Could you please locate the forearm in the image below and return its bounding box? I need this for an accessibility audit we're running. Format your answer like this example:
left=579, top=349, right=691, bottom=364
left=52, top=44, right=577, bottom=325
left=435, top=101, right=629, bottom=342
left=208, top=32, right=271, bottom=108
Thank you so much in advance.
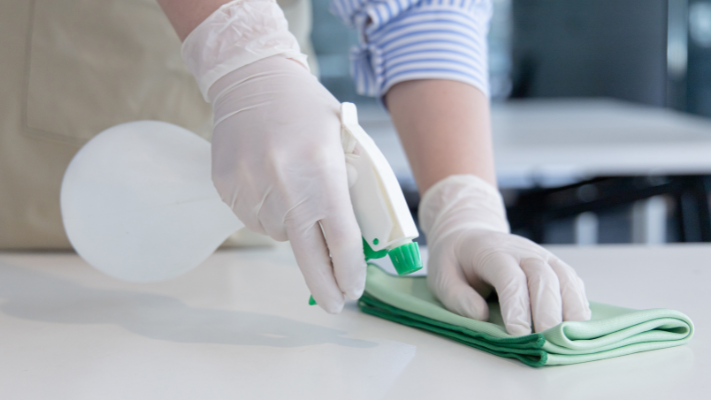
left=329, top=0, right=495, bottom=192
left=385, top=80, right=497, bottom=195
left=157, top=0, right=232, bottom=41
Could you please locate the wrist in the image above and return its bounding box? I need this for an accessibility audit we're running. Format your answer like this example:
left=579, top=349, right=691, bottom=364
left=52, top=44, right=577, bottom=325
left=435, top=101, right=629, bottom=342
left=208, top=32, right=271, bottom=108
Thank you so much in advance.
left=181, top=0, right=308, bottom=100
left=419, top=174, right=510, bottom=244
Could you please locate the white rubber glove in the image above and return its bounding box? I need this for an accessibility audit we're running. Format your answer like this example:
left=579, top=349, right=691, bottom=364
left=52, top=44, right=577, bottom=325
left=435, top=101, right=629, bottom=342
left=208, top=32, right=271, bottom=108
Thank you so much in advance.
left=182, top=0, right=365, bottom=313
left=419, top=175, right=592, bottom=335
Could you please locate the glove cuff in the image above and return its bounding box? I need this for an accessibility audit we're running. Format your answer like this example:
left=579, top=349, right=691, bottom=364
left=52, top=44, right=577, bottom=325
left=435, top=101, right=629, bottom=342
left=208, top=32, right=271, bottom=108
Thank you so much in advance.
left=419, top=174, right=510, bottom=243
left=181, top=0, right=309, bottom=101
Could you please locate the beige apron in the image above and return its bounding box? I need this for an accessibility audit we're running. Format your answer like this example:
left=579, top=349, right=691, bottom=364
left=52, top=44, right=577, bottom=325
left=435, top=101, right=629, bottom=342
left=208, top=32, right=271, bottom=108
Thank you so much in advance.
left=0, top=0, right=315, bottom=249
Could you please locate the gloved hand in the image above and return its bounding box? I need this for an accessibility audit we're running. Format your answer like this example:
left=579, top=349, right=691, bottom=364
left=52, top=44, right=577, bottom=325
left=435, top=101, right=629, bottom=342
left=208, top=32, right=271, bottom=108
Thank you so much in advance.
left=181, top=0, right=365, bottom=313
left=419, top=175, right=592, bottom=335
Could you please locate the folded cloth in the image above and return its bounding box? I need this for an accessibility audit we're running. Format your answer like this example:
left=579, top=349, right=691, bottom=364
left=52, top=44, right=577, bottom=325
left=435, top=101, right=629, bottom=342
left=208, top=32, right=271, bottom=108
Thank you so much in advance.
left=359, top=264, right=694, bottom=367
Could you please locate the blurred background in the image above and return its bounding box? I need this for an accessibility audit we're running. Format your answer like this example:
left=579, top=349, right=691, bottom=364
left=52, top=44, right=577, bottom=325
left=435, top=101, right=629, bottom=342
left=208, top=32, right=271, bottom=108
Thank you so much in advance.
left=310, top=0, right=711, bottom=246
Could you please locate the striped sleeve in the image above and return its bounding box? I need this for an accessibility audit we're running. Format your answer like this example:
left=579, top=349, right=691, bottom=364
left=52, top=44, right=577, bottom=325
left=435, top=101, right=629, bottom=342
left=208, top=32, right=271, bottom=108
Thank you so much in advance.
left=329, top=0, right=493, bottom=98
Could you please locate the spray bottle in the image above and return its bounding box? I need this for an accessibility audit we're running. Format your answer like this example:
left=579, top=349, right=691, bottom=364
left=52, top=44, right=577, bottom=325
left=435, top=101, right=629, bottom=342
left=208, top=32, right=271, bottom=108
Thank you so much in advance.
left=61, top=102, right=422, bottom=297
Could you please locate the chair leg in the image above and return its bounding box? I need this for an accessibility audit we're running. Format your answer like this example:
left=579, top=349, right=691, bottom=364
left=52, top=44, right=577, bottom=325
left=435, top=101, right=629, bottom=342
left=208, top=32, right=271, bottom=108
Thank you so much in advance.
left=631, top=196, right=667, bottom=244
left=691, top=177, right=711, bottom=242
left=673, top=192, right=687, bottom=242
left=574, top=212, right=598, bottom=245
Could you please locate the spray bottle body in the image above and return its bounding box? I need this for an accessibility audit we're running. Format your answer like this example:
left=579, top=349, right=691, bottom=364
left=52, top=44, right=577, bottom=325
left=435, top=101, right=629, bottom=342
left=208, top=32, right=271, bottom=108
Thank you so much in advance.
left=60, top=103, right=421, bottom=287
left=340, top=103, right=422, bottom=276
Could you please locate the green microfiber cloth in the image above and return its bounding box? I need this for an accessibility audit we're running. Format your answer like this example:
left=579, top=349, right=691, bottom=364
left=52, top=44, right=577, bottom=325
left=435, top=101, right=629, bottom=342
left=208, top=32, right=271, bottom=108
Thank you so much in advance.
left=358, top=264, right=694, bottom=367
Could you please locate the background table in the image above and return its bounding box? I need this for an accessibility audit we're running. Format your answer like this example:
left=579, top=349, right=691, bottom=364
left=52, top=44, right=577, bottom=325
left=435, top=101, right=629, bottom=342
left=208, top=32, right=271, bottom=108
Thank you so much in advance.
left=0, top=244, right=707, bottom=399
left=361, top=99, right=711, bottom=244
left=361, top=99, right=711, bottom=186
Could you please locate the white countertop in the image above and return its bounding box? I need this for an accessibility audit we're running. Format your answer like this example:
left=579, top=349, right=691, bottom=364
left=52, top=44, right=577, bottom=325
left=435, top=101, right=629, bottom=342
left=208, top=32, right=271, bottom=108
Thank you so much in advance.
left=0, top=244, right=708, bottom=399
left=360, top=99, right=711, bottom=188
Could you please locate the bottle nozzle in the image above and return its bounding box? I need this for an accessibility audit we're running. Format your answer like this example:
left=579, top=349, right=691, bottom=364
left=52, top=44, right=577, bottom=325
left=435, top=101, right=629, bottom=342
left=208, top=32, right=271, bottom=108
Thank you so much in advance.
left=387, top=242, right=422, bottom=275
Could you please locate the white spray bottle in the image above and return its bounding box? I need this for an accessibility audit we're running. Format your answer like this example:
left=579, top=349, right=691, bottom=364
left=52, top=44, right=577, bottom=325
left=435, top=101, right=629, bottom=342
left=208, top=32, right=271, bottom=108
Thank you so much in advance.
left=61, top=103, right=422, bottom=291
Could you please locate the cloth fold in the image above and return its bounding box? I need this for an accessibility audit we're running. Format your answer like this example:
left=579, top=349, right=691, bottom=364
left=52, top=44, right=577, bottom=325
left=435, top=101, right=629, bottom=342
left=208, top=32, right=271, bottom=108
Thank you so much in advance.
left=359, top=264, right=694, bottom=367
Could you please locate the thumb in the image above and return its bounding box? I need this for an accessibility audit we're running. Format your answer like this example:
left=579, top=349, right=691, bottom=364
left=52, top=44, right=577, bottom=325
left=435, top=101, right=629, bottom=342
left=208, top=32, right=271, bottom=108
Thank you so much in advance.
left=427, top=249, right=489, bottom=321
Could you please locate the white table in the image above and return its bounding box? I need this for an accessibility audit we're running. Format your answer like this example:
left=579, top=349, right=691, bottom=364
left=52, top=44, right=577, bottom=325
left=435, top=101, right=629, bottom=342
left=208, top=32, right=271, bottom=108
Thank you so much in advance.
left=0, top=244, right=708, bottom=399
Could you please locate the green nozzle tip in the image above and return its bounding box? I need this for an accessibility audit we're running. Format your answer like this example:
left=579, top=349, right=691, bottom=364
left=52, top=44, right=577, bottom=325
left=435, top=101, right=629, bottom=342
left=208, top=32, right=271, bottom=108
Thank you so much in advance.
left=363, top=237, right=388, bottom=261
left=388, top=242, right=422, bottom=275
left=308, top=295, right=317, bottom=306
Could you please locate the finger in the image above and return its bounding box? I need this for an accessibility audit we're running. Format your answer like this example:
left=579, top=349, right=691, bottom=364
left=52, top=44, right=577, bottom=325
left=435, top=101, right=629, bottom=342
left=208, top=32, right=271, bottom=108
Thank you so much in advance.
left=319, top=176, right=366, bottom=300
left=287, top=221, right=344, bottom=314
left=476, top=253, right=532, bottom=336
left=317, top=148, right=365, bottom=300
left=428, top=249, right=489, bottom=321
left=549, top=258, right=592, bottom=321
left=519, top=258, right=562, bottom=332
left=320, top=215, right=365, bottom=300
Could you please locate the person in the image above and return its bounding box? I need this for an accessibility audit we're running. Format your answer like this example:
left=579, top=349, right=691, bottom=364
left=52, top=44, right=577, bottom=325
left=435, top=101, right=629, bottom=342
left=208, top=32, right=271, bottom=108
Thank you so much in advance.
left=0, top=0, right=214, bottom=249
left=0, top=0, right=590, bottom=336
left=156, top=0, right=591, bottom=336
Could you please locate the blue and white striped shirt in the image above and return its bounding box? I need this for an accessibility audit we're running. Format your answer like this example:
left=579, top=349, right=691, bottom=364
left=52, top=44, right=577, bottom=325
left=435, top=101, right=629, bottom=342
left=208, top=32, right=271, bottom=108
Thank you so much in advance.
left=329, top=0, right=493, bottom=99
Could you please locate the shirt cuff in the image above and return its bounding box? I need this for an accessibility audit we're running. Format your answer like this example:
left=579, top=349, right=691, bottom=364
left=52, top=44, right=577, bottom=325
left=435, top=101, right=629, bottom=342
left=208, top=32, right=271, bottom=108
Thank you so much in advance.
left=330, top=0, right=492, bottom=99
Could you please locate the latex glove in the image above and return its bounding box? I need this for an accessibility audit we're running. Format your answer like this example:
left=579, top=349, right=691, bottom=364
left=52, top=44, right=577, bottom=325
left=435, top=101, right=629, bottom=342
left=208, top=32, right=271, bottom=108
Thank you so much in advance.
left=182, top=0, right=365, bottom=313
left=419, top=175, right=591, bottom=335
